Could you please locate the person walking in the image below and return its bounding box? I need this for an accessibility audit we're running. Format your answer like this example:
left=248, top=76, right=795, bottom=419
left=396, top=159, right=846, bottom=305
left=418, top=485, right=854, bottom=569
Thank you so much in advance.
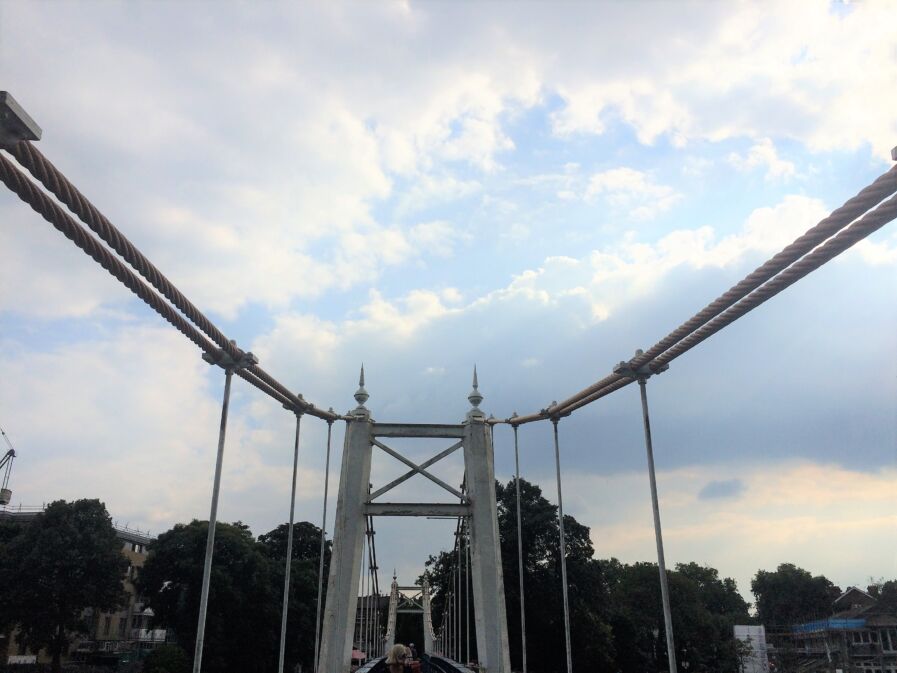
left=386, top=643, right=407, bottom=673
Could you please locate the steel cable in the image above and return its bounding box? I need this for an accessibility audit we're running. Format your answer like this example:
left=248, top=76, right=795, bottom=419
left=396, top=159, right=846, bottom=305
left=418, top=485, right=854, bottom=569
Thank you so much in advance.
left=512, top=167, right=897, bottom=425
left=652, top=193, right=897, bottom=367
left=558, top=193, right=897, bottom=414
left=0, top=154, right=337, bottom=418
left=0, top=152, right=219, bottom=354
left=7, top=142, right=238, bottom=357
left=4, top=141, right=338, bottom=420
left=513, top=164, right=897, bottom=424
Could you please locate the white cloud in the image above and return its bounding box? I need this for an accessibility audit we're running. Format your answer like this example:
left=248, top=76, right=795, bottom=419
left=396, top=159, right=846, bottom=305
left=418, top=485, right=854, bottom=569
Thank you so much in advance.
left=543, top=3, right=897, bottom=159
left=5, top=1, right=894, bottom=323
left=585, top=168, right=682, bottom=220
left=0, top=325, right=333, bottom=532
left=410, top=221, right=471, bottom=258
left=556, top=461, right=897, bottom=599
left=728, top=138, right=796, bottom=180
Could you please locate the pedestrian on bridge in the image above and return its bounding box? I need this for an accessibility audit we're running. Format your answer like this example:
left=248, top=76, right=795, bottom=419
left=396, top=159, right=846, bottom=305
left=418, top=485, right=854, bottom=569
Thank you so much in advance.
left=386, top=643, right=407, bottom=673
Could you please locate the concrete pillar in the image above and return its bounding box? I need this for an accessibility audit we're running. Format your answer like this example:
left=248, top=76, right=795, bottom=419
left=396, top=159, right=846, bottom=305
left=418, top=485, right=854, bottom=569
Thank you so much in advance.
left=463, top=369, right=511, bottom=673
left=422, top=578, right=436, bottom=654
left=385, top=577, right=398, bottom=651
left=318, top=371, right=373, bottom=673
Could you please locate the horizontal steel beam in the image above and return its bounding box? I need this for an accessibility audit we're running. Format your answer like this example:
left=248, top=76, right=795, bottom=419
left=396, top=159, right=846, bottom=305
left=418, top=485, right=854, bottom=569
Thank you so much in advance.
left=364, top=503, right=471, bottom=517
left=372, top=423, right=465, bottom=439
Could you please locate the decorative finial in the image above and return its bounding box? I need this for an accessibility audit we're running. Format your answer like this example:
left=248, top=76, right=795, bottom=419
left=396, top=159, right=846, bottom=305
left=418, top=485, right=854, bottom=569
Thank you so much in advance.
left=354, top=364, right=369, bottom=411
left=468, top=365, right=483, bottom=409
left=466, top=365, right=485, bottom=421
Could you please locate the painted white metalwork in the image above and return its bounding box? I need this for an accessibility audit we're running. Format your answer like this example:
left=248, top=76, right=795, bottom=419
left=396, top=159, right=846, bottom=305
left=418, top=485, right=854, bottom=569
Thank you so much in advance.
left=318, top=368, right=510, bottom=672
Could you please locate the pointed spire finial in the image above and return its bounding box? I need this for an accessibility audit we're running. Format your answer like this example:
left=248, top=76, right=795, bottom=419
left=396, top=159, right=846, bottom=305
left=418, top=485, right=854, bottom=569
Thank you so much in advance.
left=353, top=364, right=369, bottom=413
left=467, top=365, right=485, bottom=420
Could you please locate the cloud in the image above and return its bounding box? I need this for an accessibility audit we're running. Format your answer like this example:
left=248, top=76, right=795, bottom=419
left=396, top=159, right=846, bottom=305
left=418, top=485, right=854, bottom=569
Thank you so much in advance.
left=555, top=461, right=897, bottom=600
left=543, top=3, right=897, bottom=159
left=698, top=478, right=746, bottom=500
left=585, top=168, right=682, bottom=220
left=5, top=1, right=895, bottom=324
left=410, top=221, right=472, bottom=258
left=728, top=138, right=796, bottom=180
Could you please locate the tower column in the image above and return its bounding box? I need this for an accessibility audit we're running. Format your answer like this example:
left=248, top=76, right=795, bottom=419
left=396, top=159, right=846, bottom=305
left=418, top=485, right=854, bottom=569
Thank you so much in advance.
left=463, top=369, right=511, bottom=672
left=318, top=369, right=374, bottom=673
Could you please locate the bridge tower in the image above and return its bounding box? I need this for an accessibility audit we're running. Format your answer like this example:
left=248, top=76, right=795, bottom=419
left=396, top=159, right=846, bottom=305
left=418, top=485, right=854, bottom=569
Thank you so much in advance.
left=385, top=576, right=398, bottom=651
left=317, top=369, right=510, bottom=672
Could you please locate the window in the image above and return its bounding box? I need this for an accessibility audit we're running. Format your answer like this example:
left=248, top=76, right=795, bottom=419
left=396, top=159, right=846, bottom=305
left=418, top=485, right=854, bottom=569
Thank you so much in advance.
left=883, top=629, right=897, bottom=652
left=118, top=617, right=127, bottom=638
left=103, top=616, right=111, bottom=637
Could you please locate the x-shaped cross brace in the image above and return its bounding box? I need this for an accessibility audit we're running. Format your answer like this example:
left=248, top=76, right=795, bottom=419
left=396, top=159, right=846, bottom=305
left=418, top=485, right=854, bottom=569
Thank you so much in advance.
left=369, top=439, right=465, bottom=501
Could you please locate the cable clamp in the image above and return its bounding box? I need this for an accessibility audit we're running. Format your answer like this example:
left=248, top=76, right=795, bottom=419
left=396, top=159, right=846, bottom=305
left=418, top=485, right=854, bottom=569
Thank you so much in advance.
left=613, top=349, right=669, bottom=382
left=282, top=393, right=306, bottom=415
left=201, top=342, right=258, bottom=372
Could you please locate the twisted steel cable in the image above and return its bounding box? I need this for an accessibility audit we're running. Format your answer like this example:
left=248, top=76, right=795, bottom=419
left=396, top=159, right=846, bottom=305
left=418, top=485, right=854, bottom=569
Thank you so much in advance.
left=0, top=152, right=219, bottom=354
left=509, top=165, right=897, bottom=425
left=532, top=164, right=897, bottom=421
left=630, top=164, right=897, bottom=370
left=7, top=142, right=238, bottom=358
left=652, top=193, right=897, bottom=368
left=0, top=152, right=330, bottom=418
left=558, top=193, right=897, bottom=416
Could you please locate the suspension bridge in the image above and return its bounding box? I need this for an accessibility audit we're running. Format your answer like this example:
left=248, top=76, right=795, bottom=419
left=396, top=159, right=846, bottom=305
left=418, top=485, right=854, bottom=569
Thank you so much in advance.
left=2, top=90, right=895, bottom=673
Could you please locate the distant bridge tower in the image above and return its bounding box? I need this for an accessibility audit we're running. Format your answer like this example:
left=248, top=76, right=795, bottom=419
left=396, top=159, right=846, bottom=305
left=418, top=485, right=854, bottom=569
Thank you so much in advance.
left=317, top=368, right=510, bottom=672
left=385, top=575, right=399, bottom=651
left=422, top=578, right=436, bottom=654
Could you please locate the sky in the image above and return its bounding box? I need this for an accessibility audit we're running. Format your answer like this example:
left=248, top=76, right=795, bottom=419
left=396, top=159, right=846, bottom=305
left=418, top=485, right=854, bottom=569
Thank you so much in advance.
left=1, top=0, right=896, bottom=607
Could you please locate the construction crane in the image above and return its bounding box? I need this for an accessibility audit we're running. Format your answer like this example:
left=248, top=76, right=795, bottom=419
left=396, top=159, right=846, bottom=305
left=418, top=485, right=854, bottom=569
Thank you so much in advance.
left=0, top=425, right=17, bottom=505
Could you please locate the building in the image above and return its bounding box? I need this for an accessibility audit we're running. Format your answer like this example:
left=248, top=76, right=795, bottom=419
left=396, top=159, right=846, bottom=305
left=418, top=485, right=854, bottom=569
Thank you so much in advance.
left=765, top=587, right=897, bottom=673
left=735, top=624, right=771, bottom=673
left=0, top=505, right=167, bottom=666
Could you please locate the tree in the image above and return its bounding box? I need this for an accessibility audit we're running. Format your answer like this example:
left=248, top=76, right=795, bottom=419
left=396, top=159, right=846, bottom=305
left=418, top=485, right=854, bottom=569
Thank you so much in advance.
left=0, top=499, right=128, bottom=673
left=137, top=519, right=329, bottom=673
left=866, top=579, right=897, bottom=612
left=258, top=521, right=332, bottom=672
left=142, top=643, right=190, bottom=673
left=423, top=478, right=615, bottom=672
left=422, top=478, right=752, bottom=673
left=751, top=563, right=839, bottom=626
left=136, top=520, right=279, bottom=673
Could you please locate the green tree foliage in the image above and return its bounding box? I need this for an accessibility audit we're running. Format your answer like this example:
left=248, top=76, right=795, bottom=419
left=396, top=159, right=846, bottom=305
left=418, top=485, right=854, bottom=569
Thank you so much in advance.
left=603, top=560, right=750, bottom=673
left=867, top=579, right=897, bottom=612
left=751, top=563, right=840, bottom=626
left=423, top=479, right=750, bottom=673
left=258, top=521, right=333, bottom=669
left=136, top=519, right=329, bottom=673
left=142, top=643, right=190, bottom=673
left=0, top=499, right=128, bottom=673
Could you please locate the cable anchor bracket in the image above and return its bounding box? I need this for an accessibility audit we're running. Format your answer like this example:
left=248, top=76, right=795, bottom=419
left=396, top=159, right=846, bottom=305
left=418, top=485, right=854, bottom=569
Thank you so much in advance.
left=613, top=349, right=670, bottom=383
left=0, top=92, right=42, bottom=148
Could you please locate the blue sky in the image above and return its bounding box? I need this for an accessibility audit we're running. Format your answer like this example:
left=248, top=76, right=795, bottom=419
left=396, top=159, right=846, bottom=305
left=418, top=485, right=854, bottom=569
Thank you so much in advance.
left=1, top=0, right=895, bottom=602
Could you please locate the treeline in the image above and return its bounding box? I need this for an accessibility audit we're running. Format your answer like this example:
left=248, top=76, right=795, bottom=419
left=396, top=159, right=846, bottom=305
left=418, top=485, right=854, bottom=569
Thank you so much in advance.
left=422, top=478, right=895, bottom=673
left=0, top=501, right=330, bottom=673
left=2, top=492, right=894, bottom=673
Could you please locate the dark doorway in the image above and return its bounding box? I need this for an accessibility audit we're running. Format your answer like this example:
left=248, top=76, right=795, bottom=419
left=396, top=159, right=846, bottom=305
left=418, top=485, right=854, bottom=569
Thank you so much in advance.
left=395, top=612, right=424, bottom=653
